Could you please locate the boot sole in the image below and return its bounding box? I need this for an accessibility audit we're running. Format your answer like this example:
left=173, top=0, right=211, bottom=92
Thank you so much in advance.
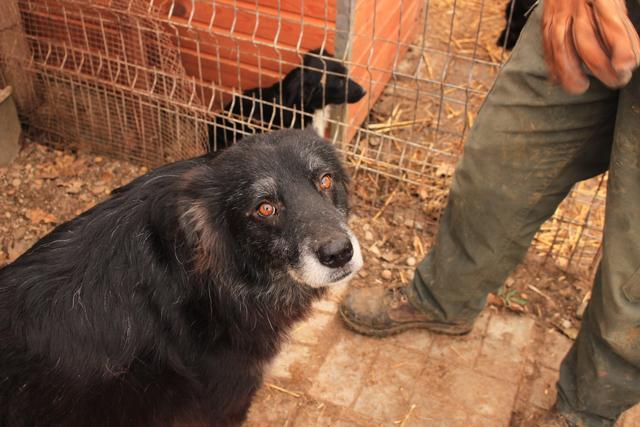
left=339, top=307, right=473, bottom=338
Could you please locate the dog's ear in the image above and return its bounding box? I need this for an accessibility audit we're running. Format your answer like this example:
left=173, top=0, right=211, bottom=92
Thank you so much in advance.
left=304, top=48, right=334, bottom=62
left=306, top=48, right=323, bottom=57
left=172, top=166, right=231, bottom=276
left=178, top=201, right=218, bottom=273
left=304, top=51, right=330, bottom=75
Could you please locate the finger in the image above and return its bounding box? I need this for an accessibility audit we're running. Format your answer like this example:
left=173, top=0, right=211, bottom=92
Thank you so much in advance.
left=621, top=16, right=640, bottom=68
left=543, top=18, right=559, bottom=81
left=610, top=0, right=640, bottom=63
left=592, top=0, right=640, bottom=72
left=573, top=6, right=622, bottom=87
left=552, top=16, right=590, bottom=93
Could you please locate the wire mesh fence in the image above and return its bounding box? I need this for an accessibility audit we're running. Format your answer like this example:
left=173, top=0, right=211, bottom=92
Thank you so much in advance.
left=0, top=0, right=606, bottom=277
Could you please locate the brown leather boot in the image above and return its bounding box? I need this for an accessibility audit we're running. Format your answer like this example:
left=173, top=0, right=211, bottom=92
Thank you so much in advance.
left=339, top=285, right=474, bottom=337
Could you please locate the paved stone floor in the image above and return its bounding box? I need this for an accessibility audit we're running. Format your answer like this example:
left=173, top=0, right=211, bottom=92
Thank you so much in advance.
left=244, top=284, right=640, bottom=427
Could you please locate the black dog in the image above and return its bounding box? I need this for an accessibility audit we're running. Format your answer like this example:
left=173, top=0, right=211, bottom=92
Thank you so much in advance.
left=208, top=48, right=366, bottom=151
left=0, top=128, right=363, bottom=427
left=497, top=0, right=537, bottom=50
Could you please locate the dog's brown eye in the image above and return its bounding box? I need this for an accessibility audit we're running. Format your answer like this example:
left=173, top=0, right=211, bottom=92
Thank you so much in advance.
left=319, top=174, right=333, bottom=190
left=257, top=202, right=276, bottom=218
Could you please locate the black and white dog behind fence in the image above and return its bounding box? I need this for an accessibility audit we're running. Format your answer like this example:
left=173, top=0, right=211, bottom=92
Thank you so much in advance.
left=208, top=48, right=366, bottom=151
left=0, top=128, right=363, bottom=427
left=497, top=0, right=537, bottom=50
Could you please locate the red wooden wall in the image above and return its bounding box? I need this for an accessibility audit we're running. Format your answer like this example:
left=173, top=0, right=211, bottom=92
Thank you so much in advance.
left=159, top=0, right=338, bottom=107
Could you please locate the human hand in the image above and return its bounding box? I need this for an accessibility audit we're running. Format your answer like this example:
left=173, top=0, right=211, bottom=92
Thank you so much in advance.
left=543, top=0, right=640, bottom=94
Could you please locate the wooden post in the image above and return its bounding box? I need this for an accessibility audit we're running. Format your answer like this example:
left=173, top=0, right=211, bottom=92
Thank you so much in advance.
left=330, top=0, right=355, bottom=148
left=0, top=0, right=37, bottom=113
left=0, top=85, right=21, bottom=165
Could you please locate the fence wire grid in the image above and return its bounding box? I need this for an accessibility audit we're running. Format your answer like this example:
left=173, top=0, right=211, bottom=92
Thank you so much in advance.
left=0, top=0, right=606, bottom=276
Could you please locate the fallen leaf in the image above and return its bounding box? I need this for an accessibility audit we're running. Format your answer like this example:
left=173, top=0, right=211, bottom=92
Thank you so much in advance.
left=91, top=185, right=106, bottom=195
left=100, top=171, right=115, bottom=182
left=382, top=252, right=397, bottom=262
left=66, top=180, right=83, bottom=194
left=25, top=208, right=58, bottom=224
left=38, top=167, right=59, bottom=180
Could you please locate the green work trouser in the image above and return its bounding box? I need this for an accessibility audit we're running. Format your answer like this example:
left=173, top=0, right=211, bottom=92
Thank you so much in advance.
left=409, top=2, right=640, bottom=426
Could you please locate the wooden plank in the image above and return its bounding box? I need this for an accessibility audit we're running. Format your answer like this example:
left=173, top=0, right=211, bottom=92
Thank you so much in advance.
left=156, top=0, right=337, bottom=22
left=343, top=0, right=422, bottom=142
left=237, top=0, right=336, bottom=20
left=164, top=0, right=338, bottom=84
left=162, top=1, right=335, bottom=48
left=174, top=27, right=336, bottom=77
left=162, top=0, right=340, bottom=99
left=181, top=48, right=281, bottom=88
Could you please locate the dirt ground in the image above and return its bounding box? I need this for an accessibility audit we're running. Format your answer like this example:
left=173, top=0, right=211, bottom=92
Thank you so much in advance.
left=0, top=141, right=147, bottom=266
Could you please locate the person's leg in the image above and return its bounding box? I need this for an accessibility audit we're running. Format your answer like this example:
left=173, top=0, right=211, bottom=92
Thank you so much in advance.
left=407, top=2, right=620, bottom=322
left=555, top=61, right=640, bottom=426
left=341, top=2, right=617, bottom=334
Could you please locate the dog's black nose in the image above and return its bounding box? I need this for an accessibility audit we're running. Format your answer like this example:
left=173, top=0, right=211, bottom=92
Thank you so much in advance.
left=347, top=81, right=366, bottom=103
left=317, top=237, right=353, bottom=268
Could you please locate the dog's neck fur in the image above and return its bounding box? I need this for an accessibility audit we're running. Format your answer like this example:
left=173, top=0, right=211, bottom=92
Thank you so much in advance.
left=312, top=105, right=331, bottom=137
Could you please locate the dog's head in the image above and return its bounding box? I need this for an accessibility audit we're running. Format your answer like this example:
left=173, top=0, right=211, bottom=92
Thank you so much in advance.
left=185, top=128, right=363, bottom=290
left=283, top=49, right=366, bottom=111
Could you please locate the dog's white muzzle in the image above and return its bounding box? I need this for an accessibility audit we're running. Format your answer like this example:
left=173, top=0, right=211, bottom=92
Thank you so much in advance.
left=287, top=228, right=363, bottom=288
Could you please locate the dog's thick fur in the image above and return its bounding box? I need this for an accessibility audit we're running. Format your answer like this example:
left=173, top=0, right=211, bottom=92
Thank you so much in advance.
left=497, top=0, right=537, bottom=50
left=0, top=128, right=362, bottom=427
left=208, top=49, right=366, bottom=150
